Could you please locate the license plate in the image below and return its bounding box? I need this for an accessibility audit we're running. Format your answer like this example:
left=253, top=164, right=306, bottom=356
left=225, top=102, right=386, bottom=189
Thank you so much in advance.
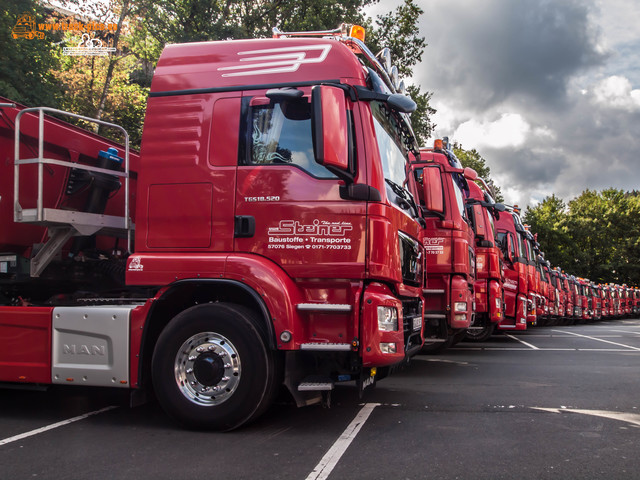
left=412, top=316, right=422, bottom=331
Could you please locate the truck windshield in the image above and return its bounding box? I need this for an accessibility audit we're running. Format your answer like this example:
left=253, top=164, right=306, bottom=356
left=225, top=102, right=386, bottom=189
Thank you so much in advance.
left=526, top=240, right=536, bottom=263
left=486, top=210, right=496, bottom=241
left=516, top=233, right=526, bottom=259
left=451, top=179, right=466, bottom=220
left=371, top=101, right=408, bottom=187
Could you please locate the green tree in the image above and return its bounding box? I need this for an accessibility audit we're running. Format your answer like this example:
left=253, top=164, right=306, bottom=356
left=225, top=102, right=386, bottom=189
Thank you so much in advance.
left=567, top=189, right=640, bottom=284
left=134, top=0, right=435, bottom=143
left=365, top=0, right=434, bottom=143
left=0, top=0, right=63, bottom=106
left=134, top=0, right=375, bottom=46
left=523, top=194, right=570, bottom=269
left=525, top=189, right=640, bottom=286
left=49, top=1, right=149, bottom=147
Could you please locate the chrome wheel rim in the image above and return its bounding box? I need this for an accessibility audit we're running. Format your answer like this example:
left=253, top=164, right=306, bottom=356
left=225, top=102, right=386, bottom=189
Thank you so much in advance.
left=174, top=332, right=241, bottom=406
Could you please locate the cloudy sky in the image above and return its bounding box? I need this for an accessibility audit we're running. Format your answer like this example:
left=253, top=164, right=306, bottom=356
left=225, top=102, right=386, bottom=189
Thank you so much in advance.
left=368, top=0, right=640, bottom=209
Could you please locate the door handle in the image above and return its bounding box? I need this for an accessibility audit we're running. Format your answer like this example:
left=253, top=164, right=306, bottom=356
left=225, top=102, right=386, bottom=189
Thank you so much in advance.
left=234, top=215, right=255, bottom=238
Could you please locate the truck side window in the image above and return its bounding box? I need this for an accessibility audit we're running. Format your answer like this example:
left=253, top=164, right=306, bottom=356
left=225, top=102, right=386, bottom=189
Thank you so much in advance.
left=497, top=231, right=515, bottom=260
left=244, top=98, right=337, bottom=179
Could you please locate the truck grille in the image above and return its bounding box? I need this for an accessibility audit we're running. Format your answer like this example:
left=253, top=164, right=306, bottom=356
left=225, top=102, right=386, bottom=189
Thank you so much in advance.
left=402, top=298, right=423, bottom=354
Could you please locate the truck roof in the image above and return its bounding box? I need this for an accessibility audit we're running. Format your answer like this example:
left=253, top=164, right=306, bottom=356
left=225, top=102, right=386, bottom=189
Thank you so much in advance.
left=151, top=37, right=367, bottom=95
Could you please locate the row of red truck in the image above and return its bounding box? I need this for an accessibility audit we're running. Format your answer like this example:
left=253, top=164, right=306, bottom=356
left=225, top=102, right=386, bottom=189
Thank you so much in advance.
left=1, top=24, right=637, bottom=430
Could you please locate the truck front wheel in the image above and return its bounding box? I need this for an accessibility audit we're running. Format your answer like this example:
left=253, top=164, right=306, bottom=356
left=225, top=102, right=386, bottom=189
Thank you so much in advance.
left=152, top=303, right=278, bottom=431
left=465, top=322, right=495, bottom=342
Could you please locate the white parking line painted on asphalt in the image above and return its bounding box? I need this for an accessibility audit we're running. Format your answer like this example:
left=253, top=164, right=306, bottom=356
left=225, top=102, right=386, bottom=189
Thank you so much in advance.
left=306, top=403, right=380, bottom=480
left=0, top=406, right=117, bottom=447
left=453, top=347, right=639, bottom=352
left=532, top=407, right=640, bottom=428
left=608, top=329, right=640, bottom=336
left=552, top=329, right=640, bottom=350
left=504, top=334, right=540, bottom=350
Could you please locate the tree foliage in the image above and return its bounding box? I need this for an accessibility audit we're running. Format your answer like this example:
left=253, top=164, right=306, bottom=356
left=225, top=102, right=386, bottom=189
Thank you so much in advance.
left=524, top=189, right=640, bottom=285
left=0, top=0, right=63, bottom=106
left=3, top=0, right=435, bottom=148
left=133, top=0, right=434, bottom=142
left=364, top=0, right=434, bottom=143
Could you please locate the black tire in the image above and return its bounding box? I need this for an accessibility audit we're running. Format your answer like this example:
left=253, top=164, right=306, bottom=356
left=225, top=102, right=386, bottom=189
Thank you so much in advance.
left=420, top=335, right=455, bottom=354
left=152, top=303, right=279, bottom=431
left=465, top=322, right=496, bottom=342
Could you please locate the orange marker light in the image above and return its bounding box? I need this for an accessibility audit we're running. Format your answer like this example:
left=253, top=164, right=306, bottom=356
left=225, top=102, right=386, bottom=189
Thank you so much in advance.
left=434, top=139, right=443, bottom=150
left=349, top=25, right=365, bottom=42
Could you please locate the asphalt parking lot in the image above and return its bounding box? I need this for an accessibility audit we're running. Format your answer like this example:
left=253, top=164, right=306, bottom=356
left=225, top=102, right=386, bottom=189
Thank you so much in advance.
left=2, top=319, right=639, bottom=480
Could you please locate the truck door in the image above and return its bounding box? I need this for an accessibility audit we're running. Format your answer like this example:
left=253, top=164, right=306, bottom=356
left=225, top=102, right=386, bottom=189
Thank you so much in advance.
left=498, top=231, right=518, bottom=319
left=233, top=88, right=366, bottom=280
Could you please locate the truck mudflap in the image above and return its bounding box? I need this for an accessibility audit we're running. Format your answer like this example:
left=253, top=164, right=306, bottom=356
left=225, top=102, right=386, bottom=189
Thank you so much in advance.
left=52, top=305, right=136, bottom=387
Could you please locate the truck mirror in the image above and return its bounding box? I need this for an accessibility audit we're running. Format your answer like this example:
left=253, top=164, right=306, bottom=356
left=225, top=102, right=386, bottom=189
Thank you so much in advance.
left=493, top=203, right=506, bottom=212
left=311, top=85, right=349, bottom=172
left=506, top=235, right=514, bottom=262
left=387, top=93, right=416, bottom=113
left=422, top=166, right=444, bottom=214
left=463, top=167, right=477, bottom=181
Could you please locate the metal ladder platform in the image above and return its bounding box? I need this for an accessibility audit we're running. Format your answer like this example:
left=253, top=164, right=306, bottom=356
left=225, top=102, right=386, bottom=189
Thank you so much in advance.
left=12, top=106, right=133, bottom=277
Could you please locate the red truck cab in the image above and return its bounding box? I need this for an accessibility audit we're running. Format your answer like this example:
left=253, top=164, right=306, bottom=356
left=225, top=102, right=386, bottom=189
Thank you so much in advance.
left=521, top=227, right=538, bottom=325
left=407, top=139, right=476, bottom=351
left=549, top=267, right=565, bottom=323
left=1, top=25, right=427, bottom=430
left=560, top=272, right=575, bottom=324
left=465, top=178, right=505, bottom=341
left=577, top=278, right=592, bottom=322
left=495, top=207, right=529, bottom=330
left=535, top=256, right=551, bottom=325
left=591, top=283, right=602, bottom=320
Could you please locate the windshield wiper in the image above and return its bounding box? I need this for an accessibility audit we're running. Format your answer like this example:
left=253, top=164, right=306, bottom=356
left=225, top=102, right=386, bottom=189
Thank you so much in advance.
left=385, top=178, right=421, bottom=221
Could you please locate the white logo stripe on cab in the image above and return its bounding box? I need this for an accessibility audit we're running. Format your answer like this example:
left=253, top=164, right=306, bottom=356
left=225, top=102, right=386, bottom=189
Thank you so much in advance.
left=218, top=45, right=332, bottom=77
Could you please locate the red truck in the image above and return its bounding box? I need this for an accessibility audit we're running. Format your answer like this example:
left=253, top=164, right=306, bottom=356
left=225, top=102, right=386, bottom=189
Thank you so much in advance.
left=495, top=206, right=529, bottom=330
left=407, top=139, right=476, bottom=351
left=534, top=255, right=552, bottom=325
left=465, top=177, right=505, bottom=341
left=576, top=277, right=591, bottom=322
left=0, top=24, right=427, bottom=430
left=601, top=284, right=612, bottom=318
left=590, top=282, right=602, bottom=320
left=559, top=271, right=575, bottom=324
left=547, top=267, right=565, bottom=325
left=521, top=225, right=539, bottom=326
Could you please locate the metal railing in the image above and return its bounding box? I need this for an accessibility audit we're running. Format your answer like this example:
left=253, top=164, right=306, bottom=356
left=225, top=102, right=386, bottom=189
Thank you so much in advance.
left=13, top=106, right=132, bottom=249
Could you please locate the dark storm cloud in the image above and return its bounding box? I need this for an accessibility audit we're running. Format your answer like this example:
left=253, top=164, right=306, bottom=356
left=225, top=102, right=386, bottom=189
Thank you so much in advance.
left=407, top=0, right=640, bottom=208
left=481, top=91, right=640, bottom=205
left=419, top=0, right=607, bottom=109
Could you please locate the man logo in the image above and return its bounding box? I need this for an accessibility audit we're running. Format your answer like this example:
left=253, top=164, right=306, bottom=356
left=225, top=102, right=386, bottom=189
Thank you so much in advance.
left=63, top=344, right=106, bottom=355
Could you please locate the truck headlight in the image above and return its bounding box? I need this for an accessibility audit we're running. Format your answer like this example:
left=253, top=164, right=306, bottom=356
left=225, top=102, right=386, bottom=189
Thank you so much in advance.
left=380, top=342, right=397, bottom=354
left=454, top=301, right=467, bottom=312
left=377, top=306, right=398, bottom=331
